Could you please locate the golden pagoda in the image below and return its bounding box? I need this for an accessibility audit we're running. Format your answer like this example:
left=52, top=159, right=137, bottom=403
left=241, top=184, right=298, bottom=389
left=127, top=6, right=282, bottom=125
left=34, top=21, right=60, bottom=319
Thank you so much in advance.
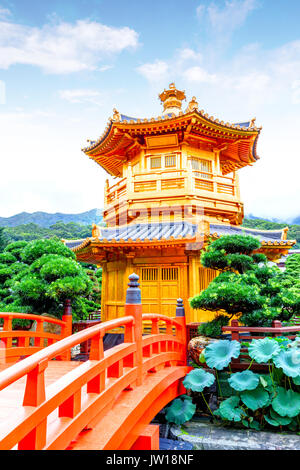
left=66, top=84, right=295, bottom=324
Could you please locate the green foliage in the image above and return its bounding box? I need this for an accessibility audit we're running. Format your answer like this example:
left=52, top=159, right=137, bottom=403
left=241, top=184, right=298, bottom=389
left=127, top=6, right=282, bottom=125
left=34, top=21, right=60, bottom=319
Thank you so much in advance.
left=183, top=368, right=215, bottom=392
left=240, top=386, right=270, bottom=411
left=198, top=315, right=229, bottom=338
left=208, top=337, right=300, bottom=432
left=0, top=227, right=7, bottom=251
left=228, top=370, right=260, bottom=392
left=273, top=349, right=300, bottom=378
left=4, top=241, right=28, bottom=261
left=0, top=238, right=101, bottom=320
left=217, top=396, right=245, bottom=422
left=0, top=252, right=17, bottom=264
left=2, top=222, right=94, bottom=244
left=21, top=239, right=76, bottom=264
left=242, top=218, right=300, bottom=249
left=190, top=234, right=299, bottom=329
left=165, top=396, right=197, bottom=425
left=204, top=340, right=241, bottom=370
left=248, top=338, right=281, bottom=363
left=272, top=387, right=300, bottom=418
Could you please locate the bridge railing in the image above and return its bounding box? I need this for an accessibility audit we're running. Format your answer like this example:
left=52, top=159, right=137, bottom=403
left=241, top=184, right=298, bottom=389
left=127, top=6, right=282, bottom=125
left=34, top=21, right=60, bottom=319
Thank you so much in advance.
left=0, top=302, right=73, bottom=363
left=0, top=274, right=187, bottom=450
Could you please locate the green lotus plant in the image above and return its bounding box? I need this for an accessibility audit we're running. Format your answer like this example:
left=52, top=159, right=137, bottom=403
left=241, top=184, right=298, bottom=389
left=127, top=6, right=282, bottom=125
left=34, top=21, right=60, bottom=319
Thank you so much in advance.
left=248, top=338, right=280, bottom=363
left=240, top=386, right=270, bottom=411
left=183, top=368, right=215, bottom=393
left=165, top=396, right=196, bottom=425
left=217, top=396, right=245, bottom=422
left=273, top=349, right=300, bottom=378
left=272, top=387, right=300, bottom=418
left=228, top=370, right=260, bottom=392
left=264, top=409, right=292, bottom=427
left=203, top=336, right=300, bottom=432
left=293, top=376, right=300, bottom=386
left=172, top=336, right=300, bottom=432
left=204, top=340, right=241, bottom=370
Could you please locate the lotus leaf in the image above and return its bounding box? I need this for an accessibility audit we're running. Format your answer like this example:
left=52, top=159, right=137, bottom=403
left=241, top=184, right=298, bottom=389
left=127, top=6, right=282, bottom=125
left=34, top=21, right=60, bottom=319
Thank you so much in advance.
left=218, top=396, right=244, bottom=422
left=249, top=420, right=260, bottom=431
left=228, top=370, right=260, bottom=391
left=272, top=387, right=300, bottom=418
left=248, top=338, right=280, bottom=363
left=183, top=368, right=215, bottom=392
left=165, top=396, right=196, bottom=425
left=204, top=340, right=241, bottom=370
left=264, top=415, right=280, bottom=427
left=293, top=376, right=300, bottom=386
left=240, top=386, right=270, bottom=411
left=269, top=408, right=292, bottom=426
left=273, top=350, right=300, bottom=378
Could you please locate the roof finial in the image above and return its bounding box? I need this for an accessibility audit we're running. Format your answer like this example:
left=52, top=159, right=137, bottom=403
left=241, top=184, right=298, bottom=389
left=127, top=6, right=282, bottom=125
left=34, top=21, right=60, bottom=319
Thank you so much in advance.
left=187, top=96, right=198, bottom=112
left=159, top=83, right=186, bottom=116
left=113, top=108, right=121, bottom=122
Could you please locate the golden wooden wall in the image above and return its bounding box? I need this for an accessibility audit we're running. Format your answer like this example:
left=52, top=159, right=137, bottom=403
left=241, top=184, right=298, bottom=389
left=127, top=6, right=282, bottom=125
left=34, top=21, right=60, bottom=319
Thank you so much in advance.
left=101, top=252, right=220, bottom=326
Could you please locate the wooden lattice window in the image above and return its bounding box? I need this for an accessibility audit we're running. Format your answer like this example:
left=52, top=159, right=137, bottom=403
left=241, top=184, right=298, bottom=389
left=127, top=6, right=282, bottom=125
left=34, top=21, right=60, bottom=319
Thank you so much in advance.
left=150, top=157, right=161, bottom=169
left=161, top=267, right=178, bottom=281
left=141, top=268, right=158, bottom=281
left=165, top=155, right=176, bottom=168
left=191, top=158, right=212, bottom=179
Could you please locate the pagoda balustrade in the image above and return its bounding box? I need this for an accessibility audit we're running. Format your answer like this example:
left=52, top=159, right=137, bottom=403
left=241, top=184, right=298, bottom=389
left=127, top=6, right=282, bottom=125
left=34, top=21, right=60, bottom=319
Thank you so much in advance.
left=104, top=168, right=238, bottom=210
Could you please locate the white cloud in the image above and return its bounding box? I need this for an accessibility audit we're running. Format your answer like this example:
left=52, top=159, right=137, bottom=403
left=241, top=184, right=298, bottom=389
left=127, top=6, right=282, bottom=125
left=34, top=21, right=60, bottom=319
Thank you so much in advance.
left=208, top=0, right=257, bottom=31
left=59, top=89, right=106, bottom=106
left=137, top=60, right=169, bottom=83
left=177, top=48, right=202, bottom=63
left=183, top=66, right=218, bottom=83
left=0, top=18, right=139, bottom=74
left=196, top=0, right=258, bottom=41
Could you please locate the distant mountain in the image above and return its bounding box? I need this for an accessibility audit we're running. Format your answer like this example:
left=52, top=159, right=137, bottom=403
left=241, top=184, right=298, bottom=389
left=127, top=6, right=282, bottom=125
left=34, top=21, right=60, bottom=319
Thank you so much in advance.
left=0, top=209, right=103, bottom=228
left=292, top=215, right=300, bottom=225
left=245, top=213, right=300, bottom=225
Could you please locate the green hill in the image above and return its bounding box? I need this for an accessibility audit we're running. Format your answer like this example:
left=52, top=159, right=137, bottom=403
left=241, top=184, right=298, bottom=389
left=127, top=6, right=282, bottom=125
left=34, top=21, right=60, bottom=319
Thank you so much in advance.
left=0, top=209, right=103, bottom=228
left=242, top=218, right=300, bottom=248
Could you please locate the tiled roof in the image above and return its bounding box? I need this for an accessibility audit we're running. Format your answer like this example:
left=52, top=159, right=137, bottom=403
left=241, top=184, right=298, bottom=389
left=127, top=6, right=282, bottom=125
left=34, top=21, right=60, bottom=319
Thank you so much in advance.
left=210, top=224, right=284, bottom=242
left=64, top=222, right=294, bottom=252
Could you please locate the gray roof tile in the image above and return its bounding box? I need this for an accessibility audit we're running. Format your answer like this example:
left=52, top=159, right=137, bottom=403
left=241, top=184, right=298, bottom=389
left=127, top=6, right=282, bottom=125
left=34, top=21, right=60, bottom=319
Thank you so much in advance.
left=64, top=222, right=288, bottom=251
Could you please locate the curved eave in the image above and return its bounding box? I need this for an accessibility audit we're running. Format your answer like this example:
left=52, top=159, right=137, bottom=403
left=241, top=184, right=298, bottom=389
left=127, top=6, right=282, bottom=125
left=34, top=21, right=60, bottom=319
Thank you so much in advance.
left=82, top=109, right=260, bottom=156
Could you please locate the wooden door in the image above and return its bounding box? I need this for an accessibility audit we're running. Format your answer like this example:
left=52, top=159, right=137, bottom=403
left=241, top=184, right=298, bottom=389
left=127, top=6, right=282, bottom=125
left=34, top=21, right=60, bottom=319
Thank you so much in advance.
left=140, top=266, right=180, bottom=317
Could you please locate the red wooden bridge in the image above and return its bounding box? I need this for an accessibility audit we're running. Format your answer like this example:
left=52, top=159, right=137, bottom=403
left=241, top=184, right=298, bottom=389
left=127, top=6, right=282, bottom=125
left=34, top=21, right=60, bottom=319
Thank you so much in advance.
left=0, top=274, right=190, bottom=450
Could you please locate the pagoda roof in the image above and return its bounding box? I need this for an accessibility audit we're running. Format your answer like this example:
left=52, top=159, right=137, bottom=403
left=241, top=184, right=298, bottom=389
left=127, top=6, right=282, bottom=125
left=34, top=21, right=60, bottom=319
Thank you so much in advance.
left=65, top=222, right=295, bottom=255
left=82, top=106, right=261, bottom=177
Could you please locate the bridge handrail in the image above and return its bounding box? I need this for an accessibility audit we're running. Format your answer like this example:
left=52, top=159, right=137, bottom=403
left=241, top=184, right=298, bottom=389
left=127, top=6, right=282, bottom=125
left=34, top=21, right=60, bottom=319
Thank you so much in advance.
left=142, top=313, right=183, bottom=329
left=0, top=312, right=65, bottom=326
left=0, top=274, right=188, bottom=450
left=0, top=316, right=134, bottom=393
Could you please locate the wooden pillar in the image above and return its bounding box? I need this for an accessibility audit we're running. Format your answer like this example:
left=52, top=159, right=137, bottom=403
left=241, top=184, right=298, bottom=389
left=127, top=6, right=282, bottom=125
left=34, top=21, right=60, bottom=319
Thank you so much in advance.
left=101, top=260, right=108, bottom=323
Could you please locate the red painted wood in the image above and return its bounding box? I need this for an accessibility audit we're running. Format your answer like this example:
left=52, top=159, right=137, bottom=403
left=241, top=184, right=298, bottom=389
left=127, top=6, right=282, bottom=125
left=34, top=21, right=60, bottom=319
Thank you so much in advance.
left=0, top=305, right=188, bottom=450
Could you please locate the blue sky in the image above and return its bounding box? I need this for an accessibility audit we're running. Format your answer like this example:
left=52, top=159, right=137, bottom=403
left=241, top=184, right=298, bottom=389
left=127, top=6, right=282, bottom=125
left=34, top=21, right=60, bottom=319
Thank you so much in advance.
left=0, top=0, right=299, bottom=221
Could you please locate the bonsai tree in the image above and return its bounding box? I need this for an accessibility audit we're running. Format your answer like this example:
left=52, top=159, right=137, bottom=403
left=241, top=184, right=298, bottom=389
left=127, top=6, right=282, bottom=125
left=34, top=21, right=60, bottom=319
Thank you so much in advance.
left=0, top=239, right=101, bottom=321
left=190, top=235, right=300, bottom=328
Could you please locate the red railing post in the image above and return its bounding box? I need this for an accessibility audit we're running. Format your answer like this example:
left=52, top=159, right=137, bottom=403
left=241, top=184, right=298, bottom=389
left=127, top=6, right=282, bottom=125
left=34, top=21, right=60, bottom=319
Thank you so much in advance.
left=125, top=274, right=143, bottom=386
left=230, top=319, right=240, bottom=341
left=175, top=298, right=187, bottom=364
left=272, top=320, right=282, bottom=337
left=60, top=299, right=73, bottom=360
